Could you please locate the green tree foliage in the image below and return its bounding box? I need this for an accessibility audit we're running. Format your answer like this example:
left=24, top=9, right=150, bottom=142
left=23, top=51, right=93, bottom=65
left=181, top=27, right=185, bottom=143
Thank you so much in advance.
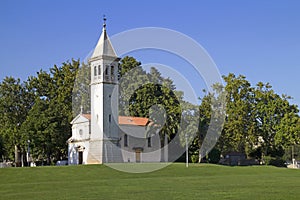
left=119, top=57, right=149, bottom=116
left=0, top=77, right=34, bottom=164
left=221, top=74, right=253, bottom=154
left=253, top=83, right=300, bottom=159
left=193, top=84, right=226, bottom=162
left=0, top=60, right=79, bottom=165
left=189, top=94, right=210, bottom=162
left=21, top=60, right=79, bottom=164
left=119, top=56, right=183, bottom=156
left=72, top=62, right=90, bottom=115
left=195, top=73, right=300, bottom=162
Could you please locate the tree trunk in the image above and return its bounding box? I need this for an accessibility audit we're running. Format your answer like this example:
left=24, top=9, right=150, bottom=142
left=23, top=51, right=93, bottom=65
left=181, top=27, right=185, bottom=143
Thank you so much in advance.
left=47, top=153, right=51, bottom=165
left=160, top=134, right=165, bottom=162
left=164, top=134, right=168, bottom=162
left=14, top=145, right=21, bottom=167
left=198, top=149, right=202, bottom=163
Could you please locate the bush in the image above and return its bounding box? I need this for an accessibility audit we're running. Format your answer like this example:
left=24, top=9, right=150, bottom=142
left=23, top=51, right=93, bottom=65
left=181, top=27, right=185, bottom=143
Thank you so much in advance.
left=191, top=154, right=199, bottom=163
left=263, top=156, right=272, bottom=165
left=269, top=158, right=286, bottom=167
left=264, top=156, right=286, bottom=167
left=208, top=148, right=221, bottom=164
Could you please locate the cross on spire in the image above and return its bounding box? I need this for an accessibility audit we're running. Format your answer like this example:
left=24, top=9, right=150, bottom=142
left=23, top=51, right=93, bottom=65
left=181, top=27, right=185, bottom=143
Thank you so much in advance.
left=103, top=15, right=107, bottom=30
left=80, top=105, right=83, bottom=114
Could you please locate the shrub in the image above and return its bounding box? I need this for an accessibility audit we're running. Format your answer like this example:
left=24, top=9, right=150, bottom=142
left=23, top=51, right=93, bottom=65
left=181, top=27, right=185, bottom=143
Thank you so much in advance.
left=191, top=154, right=199, bottom=163
left=263, top=156, right=272, bottom=165
left=208, top=148, right=221, bottom=164
left=269, top=158, right=286, bottom=167
left=264, top=156, right=286, bottom=167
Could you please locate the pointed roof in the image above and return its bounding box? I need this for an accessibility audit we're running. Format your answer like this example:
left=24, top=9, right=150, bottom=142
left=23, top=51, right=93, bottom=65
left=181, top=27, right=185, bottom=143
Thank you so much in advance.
left=70, top=114, right=91, bottom=124
left=90, top=18, right=118, bottom=60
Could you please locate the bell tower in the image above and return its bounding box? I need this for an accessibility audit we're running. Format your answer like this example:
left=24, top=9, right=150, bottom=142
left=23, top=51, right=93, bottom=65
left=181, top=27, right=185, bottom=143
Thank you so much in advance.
left=88, top=17, right=121, bottom=164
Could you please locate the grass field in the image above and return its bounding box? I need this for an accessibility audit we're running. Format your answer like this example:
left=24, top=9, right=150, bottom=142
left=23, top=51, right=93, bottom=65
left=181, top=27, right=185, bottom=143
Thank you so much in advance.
left=0, top=163, right=299, bottom=200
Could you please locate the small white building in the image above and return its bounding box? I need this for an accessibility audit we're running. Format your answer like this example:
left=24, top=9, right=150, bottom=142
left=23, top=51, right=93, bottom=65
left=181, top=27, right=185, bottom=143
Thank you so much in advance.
left=67, top=19, right=163, bottom=165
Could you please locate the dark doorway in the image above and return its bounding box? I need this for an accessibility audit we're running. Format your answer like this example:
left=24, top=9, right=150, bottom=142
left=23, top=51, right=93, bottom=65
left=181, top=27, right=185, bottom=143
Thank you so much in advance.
left=78, top=151, right=83, bottom=164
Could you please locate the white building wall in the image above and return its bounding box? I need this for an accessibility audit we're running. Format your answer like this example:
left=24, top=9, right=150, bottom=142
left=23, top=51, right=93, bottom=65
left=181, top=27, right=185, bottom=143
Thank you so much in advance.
left=68, top=141, right=90, bottom=165
left=90, top=57, right=120, bottom=164
left=72, top=123, right=90, bottom=140
left=68, top=115, right=91, bottom=165
left=91, top=84, right=103, bottom=140
left=68, top=143, right=77, bottom=165
left=120, top=125, right=162, bottom=163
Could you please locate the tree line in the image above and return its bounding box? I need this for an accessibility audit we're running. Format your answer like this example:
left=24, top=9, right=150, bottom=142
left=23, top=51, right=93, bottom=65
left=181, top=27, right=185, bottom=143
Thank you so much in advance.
left=0, top=60, right=79, bottom=166
left=192, top=74, right=300, bottom=164
left=0, top=56, right=299, bottom=166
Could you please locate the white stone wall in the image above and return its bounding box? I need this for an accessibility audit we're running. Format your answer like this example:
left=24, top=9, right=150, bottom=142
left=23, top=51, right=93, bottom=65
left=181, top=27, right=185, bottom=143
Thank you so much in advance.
left=91, top=85, right=103, bottom=140
left=68, top=141, right=89, bottom=165
left=120, top=125, right=162, bottom=163
left=90, top=57, right=119, bottom=164
left=68, top=115, right=91, bottom=165
left=71, top=122, right=90, bottom=140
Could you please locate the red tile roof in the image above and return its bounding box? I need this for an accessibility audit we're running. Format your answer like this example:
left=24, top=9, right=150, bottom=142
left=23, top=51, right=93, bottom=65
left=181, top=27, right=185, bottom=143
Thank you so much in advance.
left=81, top=114, right=149, bottom=126
left=82, top=114, right=91, bottom=120
left=119, top=116, right=149, bottom=126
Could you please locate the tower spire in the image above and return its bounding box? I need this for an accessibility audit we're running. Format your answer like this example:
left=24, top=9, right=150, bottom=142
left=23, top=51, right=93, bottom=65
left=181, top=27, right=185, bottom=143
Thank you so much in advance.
left=90, top=15, right=118, bottom=59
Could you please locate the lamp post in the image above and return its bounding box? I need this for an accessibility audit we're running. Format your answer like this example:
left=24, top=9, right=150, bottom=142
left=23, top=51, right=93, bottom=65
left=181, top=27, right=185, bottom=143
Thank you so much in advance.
left=185, top=133, right=188, bottom=168
left=27, top=140, right=30, bottom=167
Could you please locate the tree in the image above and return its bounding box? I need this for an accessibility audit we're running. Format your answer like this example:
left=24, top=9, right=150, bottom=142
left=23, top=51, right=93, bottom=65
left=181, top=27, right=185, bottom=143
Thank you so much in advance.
left=193, top=73, right=300, bottom=163
left=186, top=90, right=211, bottom=163
left=119, top=57, right=184, bottom=161
left=21, top=60, right=79, bottom=164
left=0, top=77, right=33, bottom=165
left=220, top=74, right=253, bottom=154
left=118, top=56, right=148, bottom=116
left=72, top=62, right=90, bottom=116
left=253, top=83, right=300, bottom=159
left=275, top=110, right=300, bottom=147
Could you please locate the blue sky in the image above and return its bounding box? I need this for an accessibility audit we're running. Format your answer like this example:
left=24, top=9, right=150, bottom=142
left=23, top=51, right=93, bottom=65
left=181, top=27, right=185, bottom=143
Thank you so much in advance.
left=1, top=0, right=300, bottom=106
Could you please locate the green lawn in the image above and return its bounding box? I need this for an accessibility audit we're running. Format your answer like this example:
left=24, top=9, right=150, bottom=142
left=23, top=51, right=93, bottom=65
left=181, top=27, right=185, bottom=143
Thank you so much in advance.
left=0, top=163, right=299, bottom=200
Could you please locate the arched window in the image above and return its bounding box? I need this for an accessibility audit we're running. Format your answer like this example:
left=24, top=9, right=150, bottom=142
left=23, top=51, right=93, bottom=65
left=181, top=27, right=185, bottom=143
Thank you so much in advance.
left=104, top=65, right=109, bottom=81
left=94, top=66, right=97, bottom=77
left=124, top=134, right=128, bottom=147
left=148, top=137, right=152, bottom=147
left=111, top=66, right=114, bottom=81
left=98, top=65, right=101, bottom=76
left=118, top=63, right=121, bottom=80
left=105, top=66, right=108, bottom=75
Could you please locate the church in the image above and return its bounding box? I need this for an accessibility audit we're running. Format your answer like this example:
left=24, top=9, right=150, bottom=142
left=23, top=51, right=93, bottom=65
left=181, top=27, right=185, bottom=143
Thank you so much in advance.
left=67, top=19, right=164, bottom=165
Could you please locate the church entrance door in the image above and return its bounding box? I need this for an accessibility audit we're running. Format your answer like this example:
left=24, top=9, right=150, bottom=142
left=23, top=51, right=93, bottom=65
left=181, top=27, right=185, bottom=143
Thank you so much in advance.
left=135, top=149, right=141, bottom=163
left=78, top=151, right=83, bottom=164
